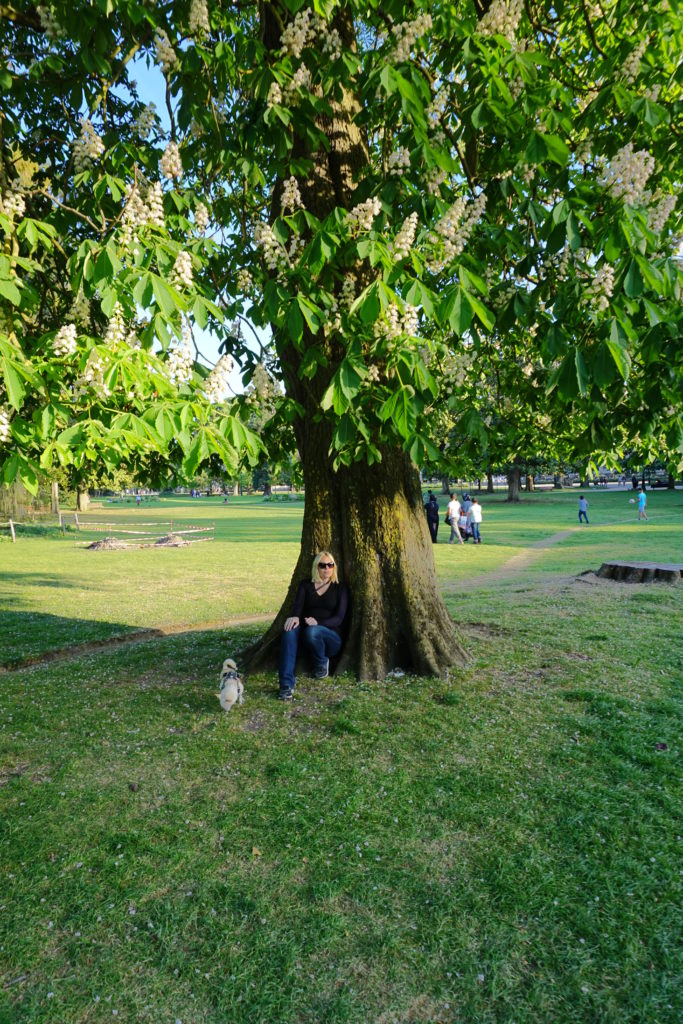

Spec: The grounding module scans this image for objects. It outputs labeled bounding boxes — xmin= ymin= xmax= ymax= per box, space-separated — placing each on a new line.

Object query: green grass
xmin=1 ymin=490 xmax=681 ymax=1022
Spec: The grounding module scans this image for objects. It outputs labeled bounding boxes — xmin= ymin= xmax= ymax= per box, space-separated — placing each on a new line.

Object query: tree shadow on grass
xmin=0 ymin=608 xmax=145 ymax=669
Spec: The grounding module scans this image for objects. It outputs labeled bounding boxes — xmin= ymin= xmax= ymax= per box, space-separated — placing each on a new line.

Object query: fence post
xmin=59 ymin=511 xmax=64 ymax=534
xmin=9 ymin=519 xmax=16 ymax=543
xmin=74 ymin=512 xmax=80 ymax=530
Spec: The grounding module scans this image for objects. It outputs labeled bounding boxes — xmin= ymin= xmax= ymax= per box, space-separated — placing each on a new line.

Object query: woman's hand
xmin=304 ymin=617 xmax=317 ymax=626
xmin=284 ymin=617 xmax=300 ymax=631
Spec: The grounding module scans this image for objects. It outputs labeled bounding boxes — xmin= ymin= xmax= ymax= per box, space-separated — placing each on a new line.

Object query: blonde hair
xmin=311 ymin=551 xmax=338 ymax=583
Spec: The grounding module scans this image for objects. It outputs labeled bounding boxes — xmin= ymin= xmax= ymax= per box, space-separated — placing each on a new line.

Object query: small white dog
xmin=217 ymin=658 xmax=244 ymax=713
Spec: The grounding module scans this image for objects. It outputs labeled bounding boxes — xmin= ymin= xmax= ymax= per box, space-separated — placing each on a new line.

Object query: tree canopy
xmin=1 ymin=0 xmax=682 ymax=498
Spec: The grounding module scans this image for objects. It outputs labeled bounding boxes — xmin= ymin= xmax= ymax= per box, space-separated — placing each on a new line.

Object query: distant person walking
xmin=637 ymin=487 xmax=648 ymax=521
xmin=578 ymin=494 xmax=589 ymax=524
xmin=424 ymin=491 xmax=440 ymax=544
xmin=447 ymin=493 xmax=463 ymax=544
xmin=468 ymin=497 xmax=483 ymax=544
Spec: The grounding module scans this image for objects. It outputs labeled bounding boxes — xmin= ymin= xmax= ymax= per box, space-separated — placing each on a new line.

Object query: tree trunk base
xmin=241 ymin=448 xmax=467 ymax=680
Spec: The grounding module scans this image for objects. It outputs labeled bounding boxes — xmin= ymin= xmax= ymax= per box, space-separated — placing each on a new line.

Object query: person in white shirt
xmin=468 ymin=497 xmax=483 ymax=544
xmin=447 ymin=493 xmax=463 ymax=544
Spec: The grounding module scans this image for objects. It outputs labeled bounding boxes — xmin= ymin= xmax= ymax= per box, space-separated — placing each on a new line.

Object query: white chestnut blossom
xmin=171 ymin=251 xmax=194 ymax=290
xmin=390 ymin=212 xmax=419 ymax=262
xmin=340 ymin=275 xmax=356 ymax=308
xmin=154 ymin=29 xmax=178 ymax=76
xmin=598 ymin=143 xmax=655 ymax=205
xmin=254 ymin=222 xmax=287 ymax=271
xmin=121 ymin=184 xmax=149 ymax=244
xmin=387 ymin=147 xmax=411 ymax=177
xmin=72 ymin=119 xmax=105 ymax=173
xmin=237 ymin=268 xmax=253 ymax=294
xmin=52 ymin=323 xmax=78 ymax=357
xmin=166 ymin=323 xmax=194 ymax=385
xmin=477 ymin=0 xmax=524 ymax=43
xmin=621 ymin=39 xmax=647 ymax=85
xmin=188 ymin=0 xmax=210 ymax=37
xmin=585 ymin=263 xmax=615 ymax=312
xmin=104 ymin=303 xmax=127 ymax=349
xmin=366 ymin=365 xmax=381 ymax=383
xmin=204 ymin=354 xmax=234 ymax=402
xmin=280 ymin=8 xmax=319 ymax=58
xmin=0 ymin=406 xmax=11 ymax=444
xmin=373 ymin=302 xmax=419 ymax=342
xmin=37 ymin=6 xmax=66 ymax=42
xmin=281 ymin=177 xmax=303 ymax=212
xmin=147 ymin=182 xmax=165 ymax=229
xmin=194 ymin=201 xmax=209 ymax=234
xmin=648 ymin=193 xmax=676 ymax=235
xmin=425 ymin=167 xmax=447 ymax=196
xmin=267 ymin=82 xmax=283 ymax=108
xmin=283 ymin=64 xmax=312 ymax=104
xmin=347 ymin=196 xmax=382 ymax=234
xmin=322 ymin=29 xmax=342 ymax=61
xmin=429 ymin=192 xmax=487 ymax=270
xmin=135 ymin=103 xmax=157 ymax=139
xmin=0 ymin=186 xmax=25 ymax=222
xmin=160 ymin=141 xmax=183 ymax=180
xmin=390 ymin=14 xmax=433 ymax=63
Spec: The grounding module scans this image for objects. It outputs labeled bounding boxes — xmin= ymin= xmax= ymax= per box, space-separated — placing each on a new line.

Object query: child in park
xmin=578 ymin=495 xmax=589 ymax=524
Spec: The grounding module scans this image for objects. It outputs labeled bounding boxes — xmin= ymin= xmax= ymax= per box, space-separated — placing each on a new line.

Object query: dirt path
xmin=443 ymin=528 xmax=578 ymax=591
xmin=0 ymin=613 xmax=273 ymax=674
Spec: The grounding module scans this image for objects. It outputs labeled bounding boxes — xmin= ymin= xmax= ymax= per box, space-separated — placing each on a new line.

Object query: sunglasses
xmin=318 ymin=561 xmax=335 ymax=569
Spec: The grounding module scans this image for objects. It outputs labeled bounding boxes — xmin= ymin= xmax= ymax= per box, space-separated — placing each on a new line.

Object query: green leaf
xmin=623 ymin=259 xmax=644 ymax=298
xmin=575 ymin=349 xmax=590 ymax=397
xmin=607 ymin=320 xmax=632 ymax=379
xmin=443 ymin=287 xmax=472 ymax=335
xmin=287 ymin=301 xmax=303 ymax=343
xmin=0 ymin=278 xmax=21 ymax=305
xmin=379 ymin=386 xmax=415 ymax=440
xmin=593 ymin=342 xmax=616 ymax=387
xmin=151 ymin=275 xmax=182 ymax=318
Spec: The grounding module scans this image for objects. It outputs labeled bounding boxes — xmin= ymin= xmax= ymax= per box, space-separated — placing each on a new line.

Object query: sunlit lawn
xmin=1 ymin=488 xmax=681 ymax=1023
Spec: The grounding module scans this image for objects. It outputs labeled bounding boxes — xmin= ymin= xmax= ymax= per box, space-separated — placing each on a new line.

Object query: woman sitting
xmin=278 ymin=551 xmax=349 ymax=701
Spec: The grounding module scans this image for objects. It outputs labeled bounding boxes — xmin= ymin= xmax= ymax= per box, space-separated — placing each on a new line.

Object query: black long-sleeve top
xmin=291 ymin=581 xmax=349 ymax=636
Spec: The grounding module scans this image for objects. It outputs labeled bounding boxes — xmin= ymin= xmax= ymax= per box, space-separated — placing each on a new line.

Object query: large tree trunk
xmin=243 ymin=5 xmax=465 ymax=680
xmin=243 ymin=438 xmax=465 ymax=680
xmin=486 ymin=472 xmax=494 ymax=494
xmin=525 ymin=474 xmax=535 ymax=491
xmin=553 ymin=473 xmax=562 ymax=489
xmin=668 ymin=472 xmax=675 ymax=490
xmin=76 ymin=487 xmax=89 ymax=512
xmin=507 ymin=467 xmax=521 ymax=502
xmin=441 ymin=477 xmax=450 ymax=494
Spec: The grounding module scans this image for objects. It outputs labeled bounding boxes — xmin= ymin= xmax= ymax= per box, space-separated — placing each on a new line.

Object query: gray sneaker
xmin=315 ymin=659 xmax=329 ymax=679
xmin=278 ymin=689 xmax=293 ymax=701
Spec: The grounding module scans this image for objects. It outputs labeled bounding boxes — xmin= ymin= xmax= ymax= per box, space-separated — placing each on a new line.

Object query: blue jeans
xmin=278 ymin=625 xmax=342 ymax=692
xmin=471 ymin=522 xmax=481 ymax=543
xmin=579 ymin=511 xmax=589 ymax=523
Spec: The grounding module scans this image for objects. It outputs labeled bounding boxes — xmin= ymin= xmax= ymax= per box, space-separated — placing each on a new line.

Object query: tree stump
xmin=597 ymin=561 xmax=682 ymax=584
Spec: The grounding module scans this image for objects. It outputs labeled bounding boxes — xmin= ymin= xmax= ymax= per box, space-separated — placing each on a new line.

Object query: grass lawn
xmin=1 ymin=490 xmax=681 ymax=1023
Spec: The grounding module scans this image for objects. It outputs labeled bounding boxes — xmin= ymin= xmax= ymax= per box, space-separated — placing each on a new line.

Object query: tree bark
xmin=262 ymin=482 xmax=272 ymax=497
xmin=51 ymin=480 xmax=59 ymax=514
xmin=243 ymin=438 xmax=466 ymax=680
xmin=668 ymin=472 xmax=675 ymax=490
xmin=441 ymin=477 xmax=451 ymax=494
xmin=76 ymin=487 xmax=89 ymax=512
xmin=507 ymin=467 xmax=521 ymax=502
xmin=553 ymin=474 xmax=562 ymax=489
xmin=525 ymin=474 xmax=535 ymax=491
xmin=486 ymin=472 xmax=494 ymax=494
